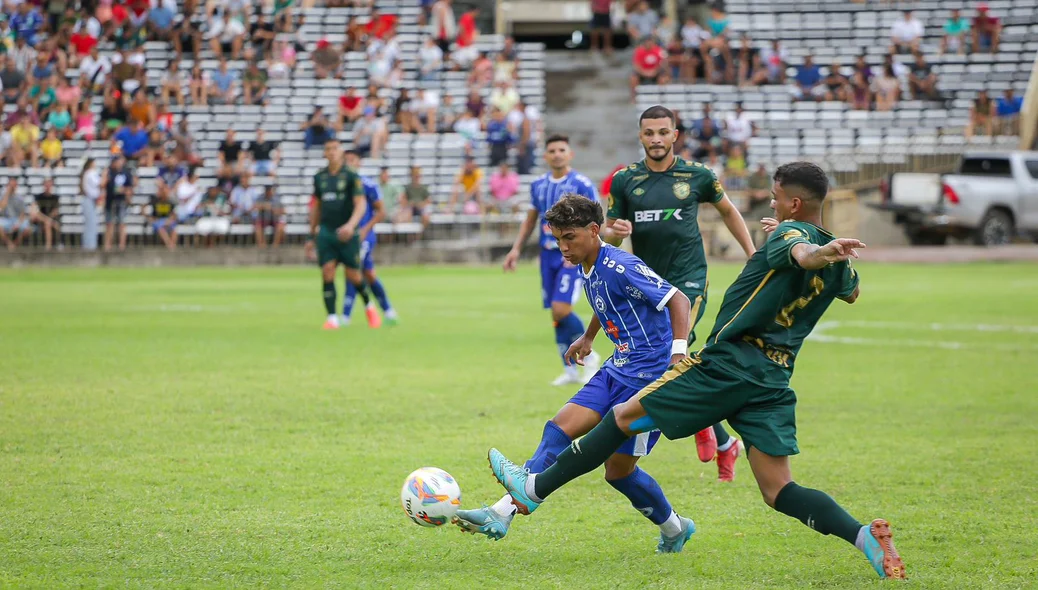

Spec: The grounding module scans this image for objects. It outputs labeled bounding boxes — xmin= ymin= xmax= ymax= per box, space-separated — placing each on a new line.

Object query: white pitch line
xmin=808 ymin=321 xmax=1038 ymax=351
xmin=826 ymin=320 xmax=1038 ymax=334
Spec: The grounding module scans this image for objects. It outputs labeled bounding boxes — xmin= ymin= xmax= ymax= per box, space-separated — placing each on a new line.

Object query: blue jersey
xmin=530 ymin=170 xmax=597 ymax=252
xmin=582 ymin=244 xmax=678 ymax=389
xmin=358 ymin=175 xmax=382 ymax=236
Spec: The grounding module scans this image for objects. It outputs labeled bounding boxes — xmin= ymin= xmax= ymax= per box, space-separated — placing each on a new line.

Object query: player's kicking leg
xmin=546 ymin=265 xmax=599 ymax=386
xmin=746 ymin=447 xmax=906 ymax=579
xmin=458 ymin=373 xmax=684 ymax=549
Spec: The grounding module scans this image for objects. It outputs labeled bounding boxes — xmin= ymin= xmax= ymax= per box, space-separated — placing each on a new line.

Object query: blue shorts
xmin=152 ymin=218 xmax=177 ymax=233
xmin=0 ymin=218 xmax=31 ymax=233
xmin=360 ymin=234 xmax=376 ymax=271
xmin=568 ymin=370 xmax=662 ymax=457
xmin=539 ymin=251 xmax=582 ymax=309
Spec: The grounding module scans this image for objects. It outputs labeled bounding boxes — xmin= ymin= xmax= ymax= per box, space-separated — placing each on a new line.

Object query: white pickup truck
xmin=876 ymin=151 xmax=1038 ymax=246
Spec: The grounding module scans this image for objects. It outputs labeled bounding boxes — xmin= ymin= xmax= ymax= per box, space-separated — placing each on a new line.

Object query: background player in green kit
xmin=601 ymin=105 xmax=757 ymax=481
xmin=304 ymin=140 xmax=374 ymax=330
xmin=488 ymin=162 xmax=907 ymax=580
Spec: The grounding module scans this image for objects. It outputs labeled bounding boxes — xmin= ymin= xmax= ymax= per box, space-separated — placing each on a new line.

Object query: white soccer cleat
xmin=581 ymin=350 xmax=602 ymax=383
xmin=551 ymin=371 xmax=583 ymax=386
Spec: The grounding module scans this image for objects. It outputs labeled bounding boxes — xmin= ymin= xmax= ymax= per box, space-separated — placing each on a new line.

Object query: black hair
xmin=344 ymin=147 xmax=360 ymax=157
xmin=639 ymin=105 xmax=676 ymax=127
xmin=544 ymin=133 xmax=569 ymax=148
xmin=544 ymin=194 xmax=604 ymax=229
xmin=773 ymin=161 xmax=829 ymax=202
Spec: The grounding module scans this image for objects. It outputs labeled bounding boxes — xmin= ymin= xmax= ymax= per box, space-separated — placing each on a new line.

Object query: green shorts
xmin=316 ymin=227 xmax=361 ymax=269
xmin=637 ymin=350 xmax=799 ymax=457
xmin=679 ymin=284 xmax=708 ymax=344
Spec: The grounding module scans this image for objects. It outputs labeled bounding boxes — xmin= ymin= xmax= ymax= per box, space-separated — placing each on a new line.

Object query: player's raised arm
xmin=791 ymin=238 xmax=865 ymax=270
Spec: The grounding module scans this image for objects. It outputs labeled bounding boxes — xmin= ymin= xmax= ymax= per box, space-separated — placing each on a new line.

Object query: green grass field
xmin=2 ymin=262 xmax=1037 ymax=588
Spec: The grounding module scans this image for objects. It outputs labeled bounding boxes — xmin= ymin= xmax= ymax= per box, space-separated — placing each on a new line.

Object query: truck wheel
xmin=908 ymin=232 xmax=947 ymax=246
xmin=974 ymin=210 xmax=1014 ymax=246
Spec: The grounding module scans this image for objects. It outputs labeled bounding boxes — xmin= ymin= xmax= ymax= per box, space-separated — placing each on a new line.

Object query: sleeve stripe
xmin=656 ymin=286 xmax=679 ymax=312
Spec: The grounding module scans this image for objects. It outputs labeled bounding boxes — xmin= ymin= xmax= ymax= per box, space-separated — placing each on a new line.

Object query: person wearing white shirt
xmin=79 ymin=48 xmax=111 ymax=89
xmin=890 ymin=10 xmax=924 ymax=54
xmin=175 ymin=170 xmax=205 ymax=222
xmin=80 ymin=158 xmax=103 ymax=250
xmin=724 ymin=102 xmax=754 ymax=150
xmin=229 ymin=175 xmax=261 ymax=222
xmin=208 ymin=13 xmax=246 ymax=59
xmin=418 ymin=37 xmax=443 ymax=81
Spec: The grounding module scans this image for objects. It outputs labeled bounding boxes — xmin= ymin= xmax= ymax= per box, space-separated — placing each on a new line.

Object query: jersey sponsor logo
xmin=673 ymin=182 xmax=691 ymax=200
xmin=613 ymin=356 xmax=629 ymax=367
xmin=630 ymin=174 xmax=649 ymax=182
xmin=684 ymin=281 xmax=701 ymax=289
xmin=673 ymin=172 xmax=691 ymax=178
xmin=634 ymin=209 xmax=683 ymax=222
xmin=633 ymin=188 xmax=645 ymax=196
xmin=594 ymin=295 xmax=606 ymax=312
xmin=635 ymin=264 xmax=665 ymax=287
xmin=628 ymin=164 xmax=638 ymax=170
xmin=625 ymin=285 xmax=645 ymax=300
xmin=780 ymin=229 xmax=804 ymax=241
xmin=321 ymin=191 xmax=340 ymax=201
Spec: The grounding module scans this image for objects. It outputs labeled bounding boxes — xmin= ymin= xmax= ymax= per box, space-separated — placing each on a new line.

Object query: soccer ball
xmin=400 ymin=467 xmax=462 ymax=528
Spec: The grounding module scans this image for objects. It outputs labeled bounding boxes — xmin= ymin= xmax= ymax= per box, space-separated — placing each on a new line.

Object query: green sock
xmin=773 ymin=482 xmax=863 ymax=546
xmin=713 ymin=423 xmax=731 ymax=447
xmin=533 ymin=409 xmax=630 ymax=500
xmin=323 ymin=281 xmax=336 ymax=315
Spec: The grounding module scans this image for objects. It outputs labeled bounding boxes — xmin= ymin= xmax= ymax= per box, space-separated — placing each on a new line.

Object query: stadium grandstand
xmin=0 ymin=0 xmax=1035 ymax=254
xmin=0 ymin=0 xmax=543 ymax=251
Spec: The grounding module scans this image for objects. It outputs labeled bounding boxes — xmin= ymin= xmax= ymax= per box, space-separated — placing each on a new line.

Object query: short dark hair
xmin=544 ymin=194 xmax=604 ymax=229
xmin=773 ymin=161 xmax=829 ymax=202
xmin=344 ymin=147 xmax=359 ymax=157
xmin=639 ymin=105 xmax=676 ymax=127
xmin=545 ymin=133 xmax=569 ymax=148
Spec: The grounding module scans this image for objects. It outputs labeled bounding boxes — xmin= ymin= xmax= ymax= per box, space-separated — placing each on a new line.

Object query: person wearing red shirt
xmin=337 ymin=87 xmax=363 ymax=129
xmin=456 ymin=8 xmax=479 ymax=47
xmin=972 ymin=5 xmax=1001 ymax=54
xmin=601 ymin=163 xmax=626 ymax=201
xmin=629 ymin=36 xmax=669 ymax=100
xmin=365 ymin=9 xmax=398 ymax=41
xmin=69 ymin=31 xmax=98 ymax=66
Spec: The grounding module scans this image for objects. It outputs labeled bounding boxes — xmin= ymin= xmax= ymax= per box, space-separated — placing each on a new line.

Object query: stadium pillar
xmin=1021 ymin=52 xmax=1038 ymax=150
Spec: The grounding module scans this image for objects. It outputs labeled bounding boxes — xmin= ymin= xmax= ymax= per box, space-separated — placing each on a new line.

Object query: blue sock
xmin=554 ymin=313 xmax=586 ymax=367
xmin=523 ymin=420 xmax=572 ymax=473
xmin=607 ymin=467 xmax=674 ymax=525
xmin=369 ymin=277 xmax=392 ymax=312
xmin=342 ymin=282 xmax=357 ymax=319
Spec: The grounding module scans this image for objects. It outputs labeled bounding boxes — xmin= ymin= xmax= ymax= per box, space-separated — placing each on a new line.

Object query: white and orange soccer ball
xmin=400 ymin=467 xmax=462 ymax=527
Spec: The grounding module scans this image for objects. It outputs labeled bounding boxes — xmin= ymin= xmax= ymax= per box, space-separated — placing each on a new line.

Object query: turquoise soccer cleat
xmin=487 ymin=448 xmax=540 ymax=515
xmin=452 ymin=505 xmax=513 ymax=540
xmin=656 ymin=516 xmax=696 ymax=554
xmin=862 ymin=519 xmax=907 ymax=579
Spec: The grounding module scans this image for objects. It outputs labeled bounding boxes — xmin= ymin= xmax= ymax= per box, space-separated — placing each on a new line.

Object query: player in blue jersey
xmin=342 ymin=149 xmax=398 ymax=328
xmin=455 ymin=194 xmax=696 ymax=553
xmin=502 ymin=134 xmax=602 ymax=385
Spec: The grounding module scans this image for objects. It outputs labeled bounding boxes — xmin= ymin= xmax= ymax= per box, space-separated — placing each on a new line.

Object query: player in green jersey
xmin=600 ymin=105 xmax=757 ymax=481
xmin=487 ymin=162 xmax=907 ymax=579
xmin=304 ymin=139 xmax=373 ymax=330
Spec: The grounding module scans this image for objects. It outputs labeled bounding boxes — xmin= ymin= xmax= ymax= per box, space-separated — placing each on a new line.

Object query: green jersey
xmin=607 ymin=156 xmax=725 ymax=291
xmin=314 ymin=166 xmax=364 ymax=230
xmin=703 ymin=221 xmax=859 ymax=388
